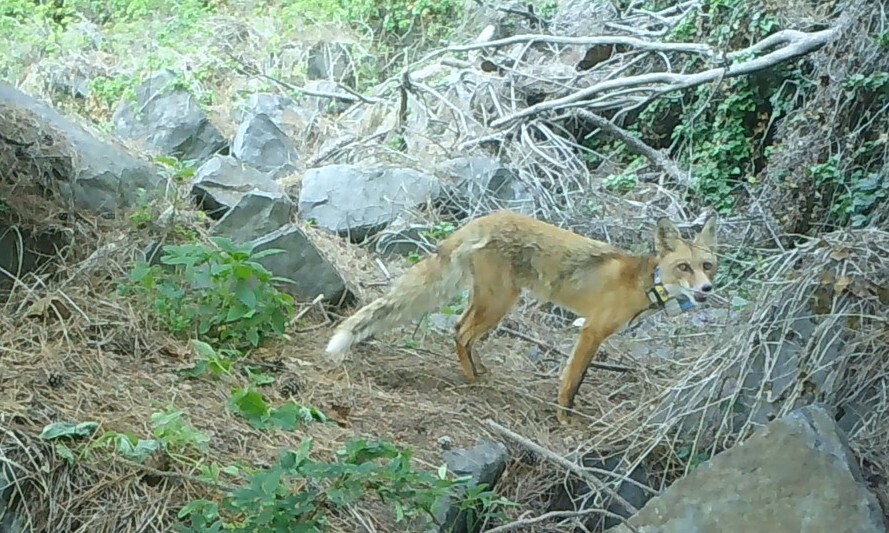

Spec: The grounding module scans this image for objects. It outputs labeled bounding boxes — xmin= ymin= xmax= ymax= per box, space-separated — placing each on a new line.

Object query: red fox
xmin=325 ymin=210 xmax=718 ymax=424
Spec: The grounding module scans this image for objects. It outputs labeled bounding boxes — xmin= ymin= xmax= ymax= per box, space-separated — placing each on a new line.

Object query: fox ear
xmin=655 ymin=218 xmax=682 ymax=255
xmin=694 ymin=215 xmax=717 ymax=250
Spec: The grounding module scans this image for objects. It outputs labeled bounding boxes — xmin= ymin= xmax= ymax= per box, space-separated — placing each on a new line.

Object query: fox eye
xmin=702 ymin=261 xmax=714 ymax=271
xmin=677 ymin=263 xmax=691 ymax=272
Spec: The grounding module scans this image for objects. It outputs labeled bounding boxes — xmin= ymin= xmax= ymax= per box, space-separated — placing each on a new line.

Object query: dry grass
xmin=2 ymin=188 xmax=887 ymax=531
xmin=561 ymin=228 xmax=889 ymax=530
xmin=0 ymin=200 xmax=643 ymax=532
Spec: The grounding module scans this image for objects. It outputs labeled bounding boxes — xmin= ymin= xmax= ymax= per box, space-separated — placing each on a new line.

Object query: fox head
xmin=654 ymin=216 xmax=718 ymax=304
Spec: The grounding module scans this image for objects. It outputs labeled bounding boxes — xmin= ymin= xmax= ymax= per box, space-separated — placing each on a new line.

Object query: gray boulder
xmin=0 ymin=81 xmax=163 ymax=216
xmin=211 ymin=190 xmax=295 ymax=245
xmin=112 ymin=69 xmax=227 ymax=165
xmin=608 ymin=404 xmax=888 ymax=533
xmin=232 ymin=113 xmax=300 ymax=179
xmin=432 ymin=440 xmax=510 ymax=533
xmin=249 ymin=224 xmax=352 ymax=306
xmin=298 ymin=164 xmax=443 ymax=241
xmin=232 ymin=93 xmax=318 ymax=141
xmin=191 ymin=155 xmax=285 ymax=218
xmin=548 ymin=452 xmax=654 ymax=531
xmin=0 ymin=465 xmax=26 ymax=533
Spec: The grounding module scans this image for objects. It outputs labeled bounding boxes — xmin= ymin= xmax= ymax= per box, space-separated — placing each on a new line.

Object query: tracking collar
xmin=646 ymin=266 xmax=694 ymax=317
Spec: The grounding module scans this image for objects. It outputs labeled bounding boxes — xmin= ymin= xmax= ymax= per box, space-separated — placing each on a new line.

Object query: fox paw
xmin=556 ymin=409 xmax=585 ymax=428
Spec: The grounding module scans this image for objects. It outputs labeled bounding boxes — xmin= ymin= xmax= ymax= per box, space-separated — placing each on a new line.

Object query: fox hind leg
xmin=454 ymin=272 xmax=519 ymax=382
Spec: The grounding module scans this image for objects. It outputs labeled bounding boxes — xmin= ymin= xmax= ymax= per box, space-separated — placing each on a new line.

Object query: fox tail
xmin=323 ymin=239 xmax=477 ymax=362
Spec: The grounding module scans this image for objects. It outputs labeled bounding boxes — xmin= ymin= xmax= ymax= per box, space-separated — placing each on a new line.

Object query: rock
xmin=608 ymin=405 xmax=888 ymax=533
xmin=0 ymin=465 xmax=26 ymax=533
xmin=548 ymin=452 xmax=654 ymax=531
xmin=23 ymin=56 xmax=95 ymax=99
xmin=191 ymin=155 xmax=285 ymax=218
xmin=0 ymin=81 xmax=164 ymax=216
xmin=112 ymin=69 xmax=227 ymax=165
xmin=211 ymin=190 xmax=295 ymax=244
xmin=649 ymin=300 xmax=848 ymax=437
xmin=0 ymin=225 xmax=70 ymax=303
xmin=298 ymin=164 xmax=443 ymax=242
xmin=437 ymin=156 xmax=535 ymax=215
xmin=306 ymin=41 xmax=356 ymax=88
xmin=232 ymin=113 xmax=300 ymax=178
xmin=248 ymin=224 xmax=352 ymax=306
xmin=432 ymin=440 xmax=510 ymax=533
xmin=232 ymin=93 xmax=318 ymax=144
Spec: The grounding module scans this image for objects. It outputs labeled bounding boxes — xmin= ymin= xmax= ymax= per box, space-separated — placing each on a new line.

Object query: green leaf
xmin=267 ymin=403 xmax=300 ymax=431
xmin=191 ymin=340 xmax=217 ymax=359
xmin=235 ymin=284 xmax=258 ymax=308
xmin=54 ymin=443 xmax=75 ymax=463
xmin=245 ymin=366 xmax=275 ymax=386
xmin=154 ymin=155 xmax=180 ymax=167
xmin=40 ymin=421 xmax=99 ymax=441
xmin=225 ymin=304 xmax=250 ymax=322
xmin=150 ymin=409 xmax=184 ymax=429
xmin=116 ymin=436 xmax=160 ymax=461
xmin=129 ymin=262 xmax=153 ymax=283
xmin=228 ymin=388 xmax=270 ymax=427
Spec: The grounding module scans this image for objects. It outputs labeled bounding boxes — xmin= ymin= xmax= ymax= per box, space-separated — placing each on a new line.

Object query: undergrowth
xmin=32 ymin=209 xmax=515 ymax=530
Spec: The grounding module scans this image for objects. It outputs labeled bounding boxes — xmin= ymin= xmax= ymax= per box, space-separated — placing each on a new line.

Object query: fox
xmin=324 ymin=209 xmax=718 ymax=425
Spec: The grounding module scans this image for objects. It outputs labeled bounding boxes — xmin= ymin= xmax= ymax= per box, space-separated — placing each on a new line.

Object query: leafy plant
xmin=122 ymin=237 xmax=296 ymax=350
xmin=808 ymin=152 xmax=888 ymax=228
xmin=178 ymin=437 xmax=514 ymax=532
xmin=227 ymin=387 xmax=327 ymax=431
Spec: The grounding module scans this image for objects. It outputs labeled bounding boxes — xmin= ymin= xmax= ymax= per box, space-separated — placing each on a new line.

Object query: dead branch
xmin=498 ymin=326 xmax=635 ymax=373
xmin=489 ymin=26 xmax=841 ymax=128
xmin=575 ymin=109 xmax=689 ymax=186
xmin=224 ymin=51 xmax=380 ymax=104
xmin=484 ymin=507 xmax=619 ymax=533
xmin=444 ymin=33 xmax=713 ymax=56
xmin=484 ymin=419 xmax=642 ymax=527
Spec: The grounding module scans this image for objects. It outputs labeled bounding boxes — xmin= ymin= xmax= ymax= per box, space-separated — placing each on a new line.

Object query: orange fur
xmin=324 ymin=209 xmax=719 ymax=424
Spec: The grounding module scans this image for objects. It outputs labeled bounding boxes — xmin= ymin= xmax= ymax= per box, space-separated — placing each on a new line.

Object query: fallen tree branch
xmin=485 ymin=419 xmax=641 ymax=532
xmin=489 ymin=26 xmax=841 ymax=128
xmin=224 ymin=51 xmax=380 ymax=104
xmin=575 ymin=109 xmax=689 ymax=186
xmin=498 ymin=326 xmax=635 ymax=373
xmin=444 ymin=33 xmax=713 ymax=56
xmin=483 ymin=507 xmax=616 ymax=533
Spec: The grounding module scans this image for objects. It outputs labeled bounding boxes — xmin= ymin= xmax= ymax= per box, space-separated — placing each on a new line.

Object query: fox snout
xmin=692 ymin=282 xmax=713 ymax=302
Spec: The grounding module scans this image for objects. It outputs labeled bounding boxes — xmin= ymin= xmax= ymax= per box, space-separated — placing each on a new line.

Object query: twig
xmin=483 ymin=507 xmax=618 ymax=533
xmin=484 ymin=419 xmax=641 ymax=532
xmin=111 ymin=457 xmax=239 ymax=493
xmin=576 ymin=109 xmax=689 ymax=186
xmin=499 ymin=326 xmax=634 ymax=373
xmin=290 ymin=294 xmax=325 ymax=326
xmin=489 ymin=26 xmax=841 ymax=128
xmin=444 ymin=33 xmax=714 ymax=56
xmin=224 ymin=51 xmax=380 ymax=104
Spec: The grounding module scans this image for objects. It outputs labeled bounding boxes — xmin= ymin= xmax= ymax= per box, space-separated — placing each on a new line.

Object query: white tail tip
xmin=324 ymin=330 xmax=353 ymax=364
